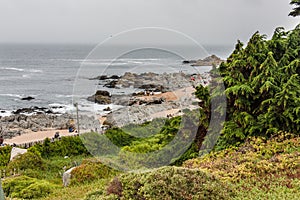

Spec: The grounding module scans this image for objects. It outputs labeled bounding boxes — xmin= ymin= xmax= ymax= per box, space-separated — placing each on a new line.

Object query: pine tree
xmin=289 ymin=0 xmax=300 ymax=17
xmin=206 ymin=24 xmax=300 ymax=149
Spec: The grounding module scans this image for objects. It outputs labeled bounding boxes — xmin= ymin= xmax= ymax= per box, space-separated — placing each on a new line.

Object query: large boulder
xmin=87 ymin=90 xmax=111 ymax=104
xmin=62 ymin=167 xmax=76 ymax=187
xmin=10 ymin=147 xmax=28 ymax=161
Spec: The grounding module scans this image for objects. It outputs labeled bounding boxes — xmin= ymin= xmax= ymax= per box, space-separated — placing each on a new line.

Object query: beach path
xmin=4 ymin=129 xmax=79 ymax=145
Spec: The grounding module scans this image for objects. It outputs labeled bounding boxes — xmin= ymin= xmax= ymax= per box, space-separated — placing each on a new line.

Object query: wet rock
xmin=109 ymin=75 xmax=120 ymax=79
xmin=103 ymin=107 xmax=111 ymax=111
xmin=87 ymin=90 xmax=111 ymax=104
xmin=104 ymin=80 xmax=118 ymax=88
xmin=182 ymin=60 xmax=197 ymax=64
xmin=21 ymin=96 xmax=35 ymax=101
xmin=90 ymin=75 xmax=120 ymax=80
xmin=89 ymin=75 xmax=109 ymax=80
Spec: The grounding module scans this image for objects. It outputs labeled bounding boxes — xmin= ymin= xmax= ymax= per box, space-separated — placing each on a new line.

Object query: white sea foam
xmin=0 ymin=110 xmax=12 ymax=117
xmin=49 ymin=103 xmax=75 ymax=114
xmin=1 ymin=67 xmax=43 ymax=73
xmin=2 ymin=67 xmax=25 ymax=72
xmin=0 ymin=94 xmax=23 ymax=98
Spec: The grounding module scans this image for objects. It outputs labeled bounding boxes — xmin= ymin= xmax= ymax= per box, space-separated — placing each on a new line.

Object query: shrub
xmin=34 ymin=136 xmax=90 ymax=158
xmin=7 ymin=151 xmax=44 ymax=172
xmin=184 ymin=132 xmax=300 ymax=187
xmin=91 ymin=166 xmax=234 ymax=199
xmin=0 ymin=145 xmax=12 ymax=168
xmin=2 ymin=176 xmax=57 ymax=199
xmin=71 ymin=158 xmax=118 ymax=185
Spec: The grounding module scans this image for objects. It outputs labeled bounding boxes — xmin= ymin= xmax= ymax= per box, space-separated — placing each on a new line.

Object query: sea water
xmin=0 ymin=44 xmax=233 ymax=116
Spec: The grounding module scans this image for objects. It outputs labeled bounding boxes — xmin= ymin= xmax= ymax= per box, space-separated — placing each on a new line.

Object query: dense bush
xmin=195 ymin=24 xmax=300 ymax=149
xmin=0 ymin=145 xmax=12 ymax=168
xmin=33 ymin=136 xmax=90 ymax=158
xmin=71 ymin=158 xmax=118 ymax=185
xmin=2 ymin=176 xmax=58 ymax=199
xmin=87 ymin=166 xmax=234 ymax=200
xmin=7 ymin=151 xmax=44 ymax=172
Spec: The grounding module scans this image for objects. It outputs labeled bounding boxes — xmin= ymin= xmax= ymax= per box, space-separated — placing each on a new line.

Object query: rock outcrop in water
xmin=21 ymin=96 xmax=35 ymax=101
xmin=100 ymin=72 xmax=193 ymax=91
xmin=183 ymin=55 xmax=223 ymax=66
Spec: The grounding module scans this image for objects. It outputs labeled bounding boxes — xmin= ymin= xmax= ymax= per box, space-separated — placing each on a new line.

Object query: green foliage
xmin=215 ymin=24 xmax=300 ymax=148
xmin=184 ymin=132 xmax=300 ymax=180
xmin=184 ymin=133 xmax=300 ymax=199
xmin=3 ymin=176 xmax=58 ymax=199
xmin=71 ymin=158 xmax=118 ymax=185
xmin=105 ymin=128 xmax=137 ymax=147
xmin=0 ymin=145 xmax=12 ymax=168
xmin=33 ymin=136 xmax=90 ymax=158
xmin=88 ymin=166 xmax=234 ymax=200
xmin=289 ymin=0 xmax=300 ymax=17
xmin=7 ymin=151 xmax=44 ymax=172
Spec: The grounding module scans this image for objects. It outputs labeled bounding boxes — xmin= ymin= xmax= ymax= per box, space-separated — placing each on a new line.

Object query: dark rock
xmin=89 ymin=75 xmax=108 ymax=80
xmin=132 ymin=91 xmax=145 ymax=96
xmin=104 ymin=80 xmax=118 ymax=88
xmin=90 ymin=75 xmax=120 ymax=80
xmin=103 ymin=107 xmax=111 ymax=111
xmin=87 ymin=90 xmax=111 ymax=104
xmin=45 ymin=110 xmax=54 ymax=114
xmin=182 ymin=60 xmax=197 ymax=64
xmin=109 ymin=75 xmax=120 ymax=79
xmin=95 ymin=90 xmax=110 ymax=96
xmin=13 ymin=108 xmax=34 ymax=115
xmin=138 ymin=84 xmax=166 ymax=92
xmin=21 ymin=96 xmax=35 ymax=101
xmin=128 ymin=97 xmax=164 ymax=106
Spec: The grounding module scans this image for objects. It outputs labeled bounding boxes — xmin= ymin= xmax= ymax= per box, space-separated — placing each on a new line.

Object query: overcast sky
xmin=0 ymin=0 xmax=298 ymax=45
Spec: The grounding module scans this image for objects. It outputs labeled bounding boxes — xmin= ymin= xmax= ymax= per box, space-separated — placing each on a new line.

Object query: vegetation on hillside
xmin=85 ymin=166 xmax=235 ymax=200
xmin=1 ymin=4 xmax=299 ymax=198
xmin=204 ymin=24 xmax=300 ymax=149
xmin=184 ymin=132 xmax=300 ymax=199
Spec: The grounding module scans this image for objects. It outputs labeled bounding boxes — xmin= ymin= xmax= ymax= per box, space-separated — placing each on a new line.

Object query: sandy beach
xmin=4 ymin=129 xmax=79 ymax=145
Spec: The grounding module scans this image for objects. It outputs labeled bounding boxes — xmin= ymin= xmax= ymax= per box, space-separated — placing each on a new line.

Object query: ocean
xmin=0 ymin=44 xmax=233 ymax=116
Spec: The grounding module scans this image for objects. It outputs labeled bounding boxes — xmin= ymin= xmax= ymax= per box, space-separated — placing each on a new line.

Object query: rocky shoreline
xmin=0 ymin=112 xmax=100 ymax=140
xmin=1 ymin=70 xmax=211 ymax=141
xmin=88 ymin=71 xmax=210 ymax=127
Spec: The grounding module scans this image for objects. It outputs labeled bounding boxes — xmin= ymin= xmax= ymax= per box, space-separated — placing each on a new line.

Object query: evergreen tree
xmin=203 ymin=24 xmax=300 ymax=149
xmin=289 ymin=0 xmax=300 ymax=17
